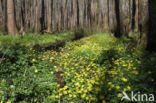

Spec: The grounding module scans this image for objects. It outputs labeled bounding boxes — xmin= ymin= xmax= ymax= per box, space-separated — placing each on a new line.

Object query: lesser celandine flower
xmin=127 ymin=86 xmax=131 ymax=91
xmin=7 ymin=101 xmax=11 ymax=103
xmin=81 ymin=94 xmax=86 ymax=98
xmin=124 ymin=88 xmax=127 ymax=91
xmin=34 ymin=69 xmax=38 ymax=73
xmin=86 ymin=97 xmax=89 ymax=100
xmin=118 ymin=93 xmax=123 ymax=98
xmin=55 ymin=95 xmax=59 ymax=99
xmin=121 ymin=77 xmax=127 ymax=82
xmin=63 ymin=91 xmax=67 ymax=94
xmin=102 ymin=100 xmax=106 ymax=103
xmin=148 ymin=71 xmax=152 ymax=74
xmin=50 ymin=71 xmax=54 ymax=74
xmin=73 ymin=94 xmax=77 ymax=98
xmin=32 ymin=59 xmax=35 ymax=62
xmin=116 ymin=86 xmax=120 ymax=90
xmin=69 ymin=94 xmax=72 ymax=97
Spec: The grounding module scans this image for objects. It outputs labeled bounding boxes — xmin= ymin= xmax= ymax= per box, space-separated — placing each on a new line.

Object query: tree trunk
xmin=76 ymin=0 xmax=79 ymax=27
xmin=7 ymin=0 xmax=17 ymax=36
xmin=114 ymin=0 xmax=121 ymax=37
xmin=47 ymin=0 xmax=52 ymax=33
xmin=19 ymin=0 xmax=25 ymax=35
xmin=1 ymin=0 xmax=7 ymax=34
xmin=147 ymin=0 xmax=156 ymax=51
xmin=40 ymin=0 xmax=45 ymax=33
xmin=105 ymin=0 xmax=110 ymax=31
xmin=132 ymin=0 xmax=136 ymax=32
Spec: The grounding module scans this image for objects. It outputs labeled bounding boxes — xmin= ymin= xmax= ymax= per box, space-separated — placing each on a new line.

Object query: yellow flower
xmin=124 ymin=88 xmax=127 ymax=91
xmin=1 ymin=101 xmax=3 ymax=103
xmin=55 ymin=95 xmax=59 ymax=99
xmin=68 ymin=90 xmax=71 ymax=93
xmin=69 ymin=94 xmax=72 ymax=97
xmin=54 ymin=66 xmax=57 ymax=68
xmin=86 ymin=97 xmax=89 ymax=100
xmin=63 ymin=86 xmax=68 ymax=90
xmin=102 ymin=100 xmax=106 ymax=103
xmin=50 ymin=71 xmax=54 ymax=74
xmin=7 ymin=101 xmax=11 ymax=103
xmin=110 ymin=84 xmax=114 ymax=88
xmin=63 ymin=91 xmax=67 ymax=94
xmin=127 ymin=86 xmax=131 ymax=91
xmin=121 ymin=77 xmax=127 ymax=82
xmin=84 ymin=90 xmax=87 ymax=93
xmin=59 ymin=93 xmax=63 ymax=96
xmin=88 ymin=86 xmax=92 ymax=91
xmin=81 ymin=94 xmax=86 ymax=98
xmin=32 ymin=59 xmax=35 ymax=62
xmin=91 ymin=80 xmax=95 ymax=84
xmin=118 ymin=93 xmax=123 ymax=98
xmin=57 ymin=84 xmax=60 ymax=87
xmin=148 ymin=71 xmax=152 ymax=74
xmin=34 ymin=69 xmax=38 ymax=73
xmin=108 ymin=82 xmax=112 ymax=85
xmin=73 ymin=94 xmax=77 ymax=98
xmin=116 ymin=86 xmax=120 ymax=90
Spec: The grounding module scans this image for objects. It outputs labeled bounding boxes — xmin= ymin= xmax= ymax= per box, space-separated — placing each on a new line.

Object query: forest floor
xmin=0 ymin=32 xmax=156 ymax=103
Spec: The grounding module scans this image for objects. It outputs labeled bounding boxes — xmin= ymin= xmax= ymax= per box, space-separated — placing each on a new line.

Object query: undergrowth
xmin=0 ymin=33 xmax=155 ymax=103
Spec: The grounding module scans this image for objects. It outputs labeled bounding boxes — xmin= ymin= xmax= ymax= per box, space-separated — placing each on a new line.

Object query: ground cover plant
xmin=0 ymin=33 xmax=155 ymax=103
xmin=1 ymin=0 xmax=156 ymax=102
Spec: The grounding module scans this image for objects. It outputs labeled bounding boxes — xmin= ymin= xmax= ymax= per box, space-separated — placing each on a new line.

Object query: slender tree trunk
xmin=105 ymin=0 xmax=110 ymax=31
xmin=137 ymin=0 xmax=143 ymax=45
xmin=132 ymin=0 xmax=136 ymax=32
xmin=47 ymin=0 xmax=52 ymax=33
xmin=19 ymin=0 xmax=25 ymax=35
xmin=7 ymin=0 xmax=17 ymax=36
xmin=1 ymin=0 xmax=7 ymax=34
xmin=40 ymin=0 xmax=45 ymax=33
xmin=76 ymin=0 xmax=79 ymax=27
xmin=147 ymin=0 xmax=156 ymax=51
xmin=114 ymin=0 xmax=121 ymax=37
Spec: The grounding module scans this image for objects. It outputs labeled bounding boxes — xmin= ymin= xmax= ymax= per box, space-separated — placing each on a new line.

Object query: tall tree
xmin=7 ymin=0 xmax=17 ymax=36
xmin=147 ymin=0 xmax=156 ymax=51
xmin=46 ymin=0 xmax=52 ymax=33
xmin=40 ymin=0 xmax=45 ymax=33
xmin=132 ymin=0 xmax=136 ymax=32
xmin=76 ymin=0 xmax=79 ymax=26
xmin=137 ymin=0 xmax=143 ymax=44
xmin=19 ymin=0 xmax=25 ymax=35
xmin=1 ymin=0 xmax=7 ymax=34
xmin=114 ymin=0 xmax=121 ymax=37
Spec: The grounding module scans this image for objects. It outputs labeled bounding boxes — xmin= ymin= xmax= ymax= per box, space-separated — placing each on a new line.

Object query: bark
xmin=114 ymin=0 xmax=121 ymax=37
xmin=19 ymin=0 xmax=25 ymax=35
xmin=47 ymin=0 xmax=52 ymax=33
xmin=137 ymin=0 xmax=143 ymax=44
xmin=40 ymin=0 xmax=45 ymax=33
xmin=1 ymin=0 xmax=7 ymax=34
xmin=76 ymin=0 xmax=79 ymax=26
xmin=147 ymin=0 xmax=156 ymax=51
xmin=132 ymin=0 xmax=136 ymax=32
xmin=7 ymin=0 xmax=17 ymax=36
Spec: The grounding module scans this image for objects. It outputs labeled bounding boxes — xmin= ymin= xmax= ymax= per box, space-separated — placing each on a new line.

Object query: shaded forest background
xmin=0 ymin=0 xmax=155 ymax=51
